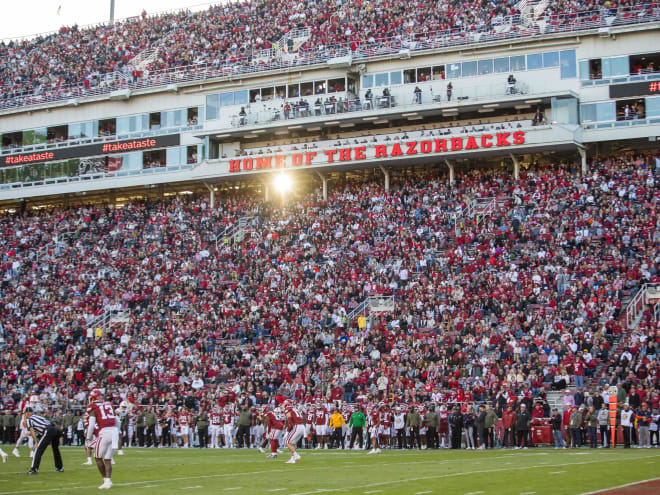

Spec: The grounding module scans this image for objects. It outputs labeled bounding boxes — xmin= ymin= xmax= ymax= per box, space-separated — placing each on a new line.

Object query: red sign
xmin=228 ymin=131 xmax=525 ymax=173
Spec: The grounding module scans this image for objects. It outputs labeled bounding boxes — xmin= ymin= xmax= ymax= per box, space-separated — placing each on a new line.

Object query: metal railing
xmin=0 ymin=4 xmax=657 ymax=113
xmin=625 ymin=283 xmax=660 ymax=329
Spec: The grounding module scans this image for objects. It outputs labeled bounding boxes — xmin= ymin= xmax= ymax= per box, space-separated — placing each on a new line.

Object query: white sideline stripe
xmin=465 ymin=492 xmax=485 ymax=495
xmin=576 ymin=477 xmax=660 ymax=495
xmin=364 ymin=491 xmax=382 ymax=494
xmin=416 ymin=491 xmax=433 ymax=494
xmin=223 ymin=489 xmax=243 ymax=491
xmin=549 ymin=471 xmax=566 ymax=474
xmin=3 ymin=454 xmax=659 ymax=495
xmin=181 ymin=487 xmax=202 ymax=490
xmin=519 ymin=492 xmax=536 ymax=494
xmin=267 ymin=490 xmax=286 ymax=492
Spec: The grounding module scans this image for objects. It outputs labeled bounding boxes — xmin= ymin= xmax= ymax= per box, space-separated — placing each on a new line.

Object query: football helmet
xmin=89 ymin=388 xmax=104 ymax=402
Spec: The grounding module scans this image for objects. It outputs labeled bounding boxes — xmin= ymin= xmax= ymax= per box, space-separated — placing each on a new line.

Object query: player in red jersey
xmin=314 ymin=401 xmax=329 ymax=449
xmin=209 ymin=406 xmax=223 ymax=448
xmin=222 ymin=406 xmax=235 ymax=448
xmin=284 ymin=401 xmax=304 ymax=464
xmin=262 ymin=406 xmax=284 ymax=458
xmin=368 ymin=405 xmax=382 ymax=454
xmin=86 ymin=388 xmax=119 ymax=490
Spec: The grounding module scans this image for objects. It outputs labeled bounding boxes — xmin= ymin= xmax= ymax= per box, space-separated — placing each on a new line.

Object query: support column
xmin=577 ymin=145 xmax=588 ymax=175
xmin=509 ymin=153 xmax=519 ymax=181
xmin=378 ymin=165 xmax=390 ymax=192
xmin=203 ymin=183 xmax=215 ymax=209
xmin=444 ymin=159 xmax=455 ymax=187
xmin=315 ymin=171 xmax=328 ymax=201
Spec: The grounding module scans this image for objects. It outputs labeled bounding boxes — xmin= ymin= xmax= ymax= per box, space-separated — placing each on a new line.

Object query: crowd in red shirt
xmin=0 ymin=154 xmax=658 ymax=414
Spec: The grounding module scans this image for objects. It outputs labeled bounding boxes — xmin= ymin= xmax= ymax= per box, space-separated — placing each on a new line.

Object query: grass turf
xmin=1 ymin=446 xmax=659 ymax=495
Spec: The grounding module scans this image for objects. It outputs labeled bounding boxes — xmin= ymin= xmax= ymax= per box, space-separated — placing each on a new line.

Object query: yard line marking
xmin=465 ymin=492 xmax=485 ymax=495
xmin=3 ymin=454 xmax=660 ymax=495
xmin=267 ymin=490 xmax=286 ymax=492
xmin=549 ymin=471 xmax=566 ymax=474
xmin=140 ymin=486 xmax=160 ymax=489
xmin=223 ymin=488 xmax=243 ymax=491
xmin=519 ymin=492 xmax=536 ymax=495
xmin=181 ymin=487 xmax=202 ymax=491
xmin=416 ymin=491 xmax=433 ymax=494
xmin=364 ymin=491 xmax=383 ymax=494
xmin=577 ymin=477 xmax=660 ymax=495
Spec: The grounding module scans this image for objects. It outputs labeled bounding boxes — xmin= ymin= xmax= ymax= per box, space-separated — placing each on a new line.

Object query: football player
xmin=86 ymin=388 xmax=120 ymax=490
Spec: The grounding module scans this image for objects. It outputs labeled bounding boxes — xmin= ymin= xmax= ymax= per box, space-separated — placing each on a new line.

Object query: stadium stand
xmin=0 ymin=2 xmax=658 ymax=110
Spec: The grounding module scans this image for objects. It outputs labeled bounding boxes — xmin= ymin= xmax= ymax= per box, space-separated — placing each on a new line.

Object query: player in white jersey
xmin=222 ymin=407 xmax=235 ymax=448
xmin=209 ymin=406 xmax=223 ymax=448
xmin=12 ymin=397 xmax=36 ymax=458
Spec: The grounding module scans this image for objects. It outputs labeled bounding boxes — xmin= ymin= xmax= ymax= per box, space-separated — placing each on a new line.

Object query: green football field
xmin=1 ymin=446 xmax=659 ymax=495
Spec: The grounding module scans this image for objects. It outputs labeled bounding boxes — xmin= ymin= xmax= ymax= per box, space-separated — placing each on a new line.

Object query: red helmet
xmin=89 ymin=388 xmax=104 ymax=402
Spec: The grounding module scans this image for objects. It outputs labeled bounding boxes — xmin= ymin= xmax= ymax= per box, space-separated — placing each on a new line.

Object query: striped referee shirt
xmin=26 ymin=415 xmax=52 ymax=436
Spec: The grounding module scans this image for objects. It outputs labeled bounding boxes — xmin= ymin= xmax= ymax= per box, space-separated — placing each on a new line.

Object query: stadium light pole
xmin=110 ymin=0 xmax=116 ymax=23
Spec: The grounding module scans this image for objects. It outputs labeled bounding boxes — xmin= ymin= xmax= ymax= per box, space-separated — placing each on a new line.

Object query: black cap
xmin=24 ymin=407 xmax=34 ymax=413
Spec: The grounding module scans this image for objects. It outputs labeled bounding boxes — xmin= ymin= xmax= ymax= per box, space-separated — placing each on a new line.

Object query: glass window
xmin=328 ymin=78 xmax=346 ymax=92
xmin=375 ymin=73 xmax=389 ymax=87
xmin=579 ymin=60 xmax=590 ymax=81
xmin=22 ymin=130 xmax=35 ymax=146
xmin=551 ymin=96 xmax=578 ymax=124
xmin=275 ymin=85 xmax=286 ymax=99
xmin=300 ymin=82 xmax=313 ymax=96
xmin=603 ymin=56 xmax=629 ymax=77
xmin=461 ymin=61 xmax=477 ymax=77
xmin=287 ymin=84 xmax=300 ymax=98
xmin=34 ymin=128 xmax=48 ymax=144
xmin=249 ymin=89 xmax=260 ymax=103
xmin=581 ymin=103 xmax=596 ymax=122
xmin=166 ymin=147 xmax=185 ymax=166
xmin=261 ymin=87 xmax=274 ymax=100
xmin=543 ymin=51 xmax=559 ymax=68
xmin=478 ymin=59 xmax=493 ymax=75
xmin=432 ymin=66 xmax=445 ymax=80
xmin=314 ymin=81 xmax=326 ymax=95
xmin=494 ymin=57 xmax=509 ymax=73
xmin=119 ymin=151 xmax=143 ymax=171
xmin=560 ymin=50 xmax=577 ymax=79
xmin=206 ymin=94 xmax=220 ymax=120
xmin=447 ymin=63 xmax=461 ymax=78
xmin=361 ymin=75 xmax=373 ymax=89
xmin=527 ymin=53 xmax=543 ymax=70
xmin=390 ymin=71 xmax=402 ymax=85
xmin=234 ymin=90 xmax=249 ymax=105
xmin=417 ymin=67 xmax=431 ymax=82
xmin=510 ymin=55 xmax=526 ymax=71
xmin=645 ymin=96 xmax=660 ymax=117
xmin=403 ymin=69 xmax=415 ymax=84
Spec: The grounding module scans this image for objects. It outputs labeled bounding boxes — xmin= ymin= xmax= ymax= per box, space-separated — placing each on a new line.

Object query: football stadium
xmin=0 ymin=0 xmax=659 ymax=494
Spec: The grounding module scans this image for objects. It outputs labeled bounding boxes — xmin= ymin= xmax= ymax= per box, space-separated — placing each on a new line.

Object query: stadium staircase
xmin=274 ymin=27 xmax=312 ymax=57
xmin=214 ymin=216 xmax=255 ymax=249
xmin=86 ymin=308 xmax=131 ymax=336
xmin=345 ymin=295 xmax=395 ymax=326
xmin=452 ymin=197 xmax=497 ymax=235
xmin=128 ymin=47 xmax=160 ymax=72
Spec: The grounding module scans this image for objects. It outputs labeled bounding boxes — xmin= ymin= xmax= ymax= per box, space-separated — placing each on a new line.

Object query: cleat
xmin=266 ymin=453 xmax=277 ymax=459
xmin=111 ymin=459 xmax=115 ymax=465
xmin=117 ymin=450 xmax=124 ymax=456
xmin=55 ymin=468 xmax=64 ymax=473
xmin=12 ymin=448 xmax=20 ymax=458
xmin=98 ymin=481 xmax=113 ymax=490
xmin=30 ymin=451 xmax=34 ymax=458
xmin=1 ymin=453 xmax=7 ymax=463
xmin=286 ymin=458 xmax=297 ymax=464
xmin=258 ymin=447 xmax=265 ymax=454
xmin=26 ymin=469 xmax=38 ymax=475
xmin=82 ymin=461 xmax=93 ymax=466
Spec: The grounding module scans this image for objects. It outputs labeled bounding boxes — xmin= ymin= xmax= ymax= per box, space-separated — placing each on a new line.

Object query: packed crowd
xmin=0 ymin=1 xmax=657 ymax=108
xmin=0 ymin=152 xmax=658 ymax=428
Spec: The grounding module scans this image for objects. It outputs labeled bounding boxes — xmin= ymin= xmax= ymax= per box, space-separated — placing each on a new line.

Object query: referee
xmin=23 ymin=408 xmax=64 ymax=474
